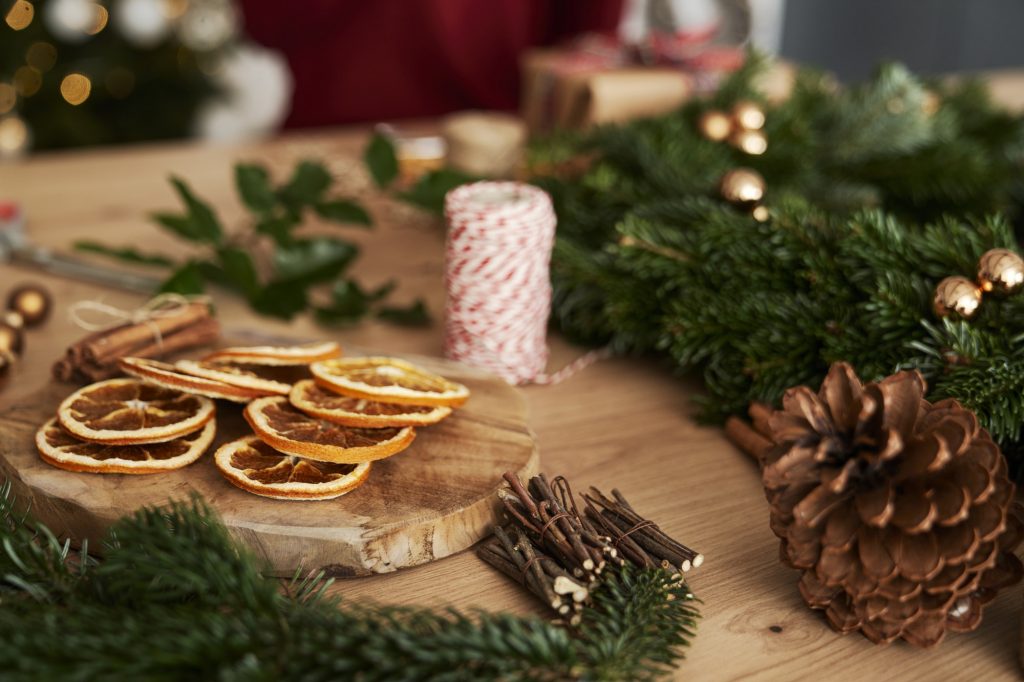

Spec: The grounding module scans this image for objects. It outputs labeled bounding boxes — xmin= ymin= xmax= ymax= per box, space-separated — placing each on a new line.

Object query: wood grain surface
xmin=0 ymin=352 xmax=538 ymax=576
xmin=2 ymin=113 xmax=1023 ymax=679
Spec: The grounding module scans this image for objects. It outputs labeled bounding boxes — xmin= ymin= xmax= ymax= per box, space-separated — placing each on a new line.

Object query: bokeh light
xmin=60 ymin=73 xmax=92 ymax=106
xmin=14 ymin=67 xmax=42 ymax=97
xmin=26 ymin=42 xmax=58 ymax=72
xmin=4 ymin=0 xmax=34 ymax=30
xmin=0 ymin=84 xmax=15 ymax=115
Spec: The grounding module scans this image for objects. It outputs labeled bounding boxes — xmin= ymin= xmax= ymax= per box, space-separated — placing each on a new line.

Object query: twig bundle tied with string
xmin=478 ymin=471 xmax=703 ymax=624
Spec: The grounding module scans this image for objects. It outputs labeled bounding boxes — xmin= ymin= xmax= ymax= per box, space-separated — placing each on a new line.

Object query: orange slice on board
xmin=57 ymin=378 xmax=215 ymax=445
xmin=203 ymin=341 xmax=341 ymax=366
xmin=215 ymin=436 xmax=371 ymax=500
xmin=37 ymin=418 xmax=215 ymax=474
xmin=245 ymin=396 xmax=415 ymax=463
xmin=175 ymin=359 xmax=292 ymax=396
xmin=310 ymin=357 xmax=470 ymax=407
xmin=119 ymin=357 xmax=273 ymax=402
xmin=289 ymin=379 xmax=451 ymax=427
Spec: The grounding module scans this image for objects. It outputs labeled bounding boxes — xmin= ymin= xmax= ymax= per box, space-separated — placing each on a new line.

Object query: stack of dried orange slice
xmin=37 ymin=378 xmax=217 ymax=474
xmin=218 ymin=356 xmax=470 ymax=500
xmin=37 ymin=341 xmax=471 ymax=502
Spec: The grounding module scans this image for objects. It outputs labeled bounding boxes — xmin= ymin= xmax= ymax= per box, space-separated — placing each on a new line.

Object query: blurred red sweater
xmin=239 ymin=0 xmax=623 ymax=128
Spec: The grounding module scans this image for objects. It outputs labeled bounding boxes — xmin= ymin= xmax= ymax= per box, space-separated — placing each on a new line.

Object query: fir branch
xmin=0 ymin=489 xmax=698 ymax=681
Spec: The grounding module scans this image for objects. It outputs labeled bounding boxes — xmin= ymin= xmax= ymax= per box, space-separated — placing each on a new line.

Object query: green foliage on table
xmin=76 ymin=159 xmax=428 ymax=325
xmin=0 ymin=482 xmax=698 ymax=681
xmin=363 ymin=132 xmax=477 ymax=212
xmin=531 ymin=54 xmax=1024 ymax=461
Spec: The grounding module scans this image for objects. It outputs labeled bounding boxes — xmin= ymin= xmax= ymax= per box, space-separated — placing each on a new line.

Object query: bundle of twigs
xmin=478 ymin=471 xmax=702 ymax=624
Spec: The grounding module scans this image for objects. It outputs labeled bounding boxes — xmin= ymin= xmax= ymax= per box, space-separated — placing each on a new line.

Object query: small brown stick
xmin=515 ymin=526 xmax=560 ymax=610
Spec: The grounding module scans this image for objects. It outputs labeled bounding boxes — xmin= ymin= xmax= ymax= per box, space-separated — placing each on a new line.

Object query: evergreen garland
xmin=0 ymin=483 xmax=698 ymax=681
xmin=534 ymin=54 xmax=1024 ymax=460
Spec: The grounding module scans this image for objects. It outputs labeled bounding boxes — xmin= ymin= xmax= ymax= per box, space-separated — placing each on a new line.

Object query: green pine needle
xmin=0 ymin=487 xmax=698 ymax=681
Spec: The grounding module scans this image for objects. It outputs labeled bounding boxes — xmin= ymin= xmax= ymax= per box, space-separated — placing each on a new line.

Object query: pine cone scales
xmin=760 ymin=362 xmax=1023 ymax=647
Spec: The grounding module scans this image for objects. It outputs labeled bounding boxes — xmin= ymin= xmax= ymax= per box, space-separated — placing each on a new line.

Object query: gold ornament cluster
xmin=933 ymin=248 xmax=1024 ymax=319
xmin=698 ymin=100 xmax=767 ymax=155
xmin=698 ymin=101 xmax=771 ymax=222
xmin=0 ymin=282 xmax=51 ymax=381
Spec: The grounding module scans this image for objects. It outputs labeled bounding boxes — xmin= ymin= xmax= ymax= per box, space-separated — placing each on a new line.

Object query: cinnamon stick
xmin=54 ymin=302 xmax=220 ymax=383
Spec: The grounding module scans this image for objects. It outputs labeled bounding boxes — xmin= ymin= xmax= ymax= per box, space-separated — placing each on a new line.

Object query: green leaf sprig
xmin=77 ymin=159 xmax=428 ymax=325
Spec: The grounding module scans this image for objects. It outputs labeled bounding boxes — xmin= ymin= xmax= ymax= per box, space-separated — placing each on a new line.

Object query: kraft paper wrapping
xmin=521 ymin=49 xmax=692 ymax=132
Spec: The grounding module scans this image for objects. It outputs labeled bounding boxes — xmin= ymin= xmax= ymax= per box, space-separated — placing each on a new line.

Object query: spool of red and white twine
xmin=444 ymin=181 xmax=609 ymax=385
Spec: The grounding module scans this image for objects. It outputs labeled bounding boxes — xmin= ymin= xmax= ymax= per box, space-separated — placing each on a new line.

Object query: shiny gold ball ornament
xmin=0 ymin=322 xmax=24 ymax=358
xmin=933 ymin=276 xmax=983 ymax=319
xmin=1 ymin=311 xmax=23 ymax=331
xmin=977 ymin=248 xmax=1024 ymax=296
xmin=0 ymin=351 xmax=12 ymax=384
xmin=719 ymin=168 xmax=766 ymax=206
xmin=751 ymin=205 xmax=770 ymax=222
xmin=731 ymin=100 xmax=766 ymax=131
xmin=6 ymin=283 xmax=51 ymax=327
xmin=729 ymin=128 xmax=767 ymax=155
xmin=697 ymin=109 xmax=732 ymax=142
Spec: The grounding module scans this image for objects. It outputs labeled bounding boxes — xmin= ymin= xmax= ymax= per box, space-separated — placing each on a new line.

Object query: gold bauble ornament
xmin=977 ymin=248 xmax=1024 ymax=295
xmin=731 ymin=100 xmax=765 ymax=130
xmin=6 ymin=283 xmax=51 ymax=327
xmin=0 ymin=351 xmax=11 ymax=384
xmin=697 ymin=110 xmax=732 ymax=142
xmin=933 ymin=276 xmax=982 ymax=319
xmin=0 ymin=322 xmax=23 ymax=357
xmin=729 ymin=128 xmax=767 ymax=155
xmin=751 ymin=205 xmax=770 ymax=222
xmin=1 ymin=310 xmax=23 ymax=331
xmin=719 ymin=168 xmax=766 ymax=205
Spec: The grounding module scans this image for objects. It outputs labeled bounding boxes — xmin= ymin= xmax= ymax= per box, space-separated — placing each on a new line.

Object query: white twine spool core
xmin=444 ymin=181 xmax=556 ymax=384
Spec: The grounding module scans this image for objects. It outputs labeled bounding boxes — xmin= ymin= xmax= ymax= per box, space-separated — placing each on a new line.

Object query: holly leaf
xmin=217 ymin=247 xmax=261 ymax=299
xmin=377 ymin=299 xmax=431 ymax=326
xmin=273 ymin=238 xmax=358 ymax=284
xmin=255 ymin=216 xmax=297 ymax=245
xmin=158 ymin=262 xmax=206 ymax=295
xmin=152 ymin=212 xmax=203 ymax=242
xmin=398 ymin=169 xmax=475 ymax=213
xmin=314 ymin=200 xmax=372 ymax=227
xmin=280 ymin=160 xmax=332 ymax=209
xmin=314 ymin=280 xmax=395 ymax=325
xmin=73 ymin=240 xmax=175 ymax=268
xmin=364 ymin=132 xmax=399 ymax=188
xmin=168 ymin=177 xmax=223 ymax=244
xmin=235 ymin=164 xmax=276 ymax=214
xmin=251 ymin=281 xmax=308 ymax=320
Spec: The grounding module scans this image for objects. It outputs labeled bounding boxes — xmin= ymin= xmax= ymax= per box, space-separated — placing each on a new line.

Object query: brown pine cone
xmin=737 ymin=362 xmax=1024 ymax=647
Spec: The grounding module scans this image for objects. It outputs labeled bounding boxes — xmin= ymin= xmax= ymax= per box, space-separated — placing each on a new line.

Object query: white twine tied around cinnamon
xmin=68 ymin=293 xmax=212 ymax=347
xmin=443 ymin=181 xmax=610 ymax=385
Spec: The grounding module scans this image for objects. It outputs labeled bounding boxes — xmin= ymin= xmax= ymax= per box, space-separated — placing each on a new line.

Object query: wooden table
xmin=1 ymin=129 xmax=1020 ymax=681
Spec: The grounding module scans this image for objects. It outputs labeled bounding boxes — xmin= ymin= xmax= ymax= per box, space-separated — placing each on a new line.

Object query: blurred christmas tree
xmin=0 ymin=0 xmax=290 ymax=157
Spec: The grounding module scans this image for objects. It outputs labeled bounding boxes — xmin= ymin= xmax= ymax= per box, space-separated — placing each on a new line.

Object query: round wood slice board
xmin=0 ymin=351 xmax=538 ymax=577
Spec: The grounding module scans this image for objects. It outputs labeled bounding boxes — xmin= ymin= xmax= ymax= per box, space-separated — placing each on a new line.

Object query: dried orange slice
xmin=119 ymin=357 xmax=272 ymax=402
xmin=245 ymin=396 xmax=415 ymax=463
xmin=175 ymin=359 xmax=292 ymax=396
xmin=290 ymin=379 xmax=452 ymax=427
xmin=310 ymin=357 xmax=470 ymax=407
xmin=37 ymin=418 xmax=215 ymax=474
xmin=57 ymin=378 xmax=215 ymax=445
xmin=215 ymin=436 xmax=371 ymax=500
xmin=203 ymin=341 xmax=341 ymax=366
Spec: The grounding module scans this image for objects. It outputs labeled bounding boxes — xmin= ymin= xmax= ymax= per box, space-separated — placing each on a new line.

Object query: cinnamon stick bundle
xmin=53 ymin=302 xmax=220 ymax=383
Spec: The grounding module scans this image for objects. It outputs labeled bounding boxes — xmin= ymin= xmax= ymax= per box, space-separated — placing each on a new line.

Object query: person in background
xmin=239 ymin=0 xmax=624 ymax=128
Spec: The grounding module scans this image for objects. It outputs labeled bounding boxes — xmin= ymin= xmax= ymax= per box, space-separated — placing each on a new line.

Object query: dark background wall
xmin=779 ymin=0 xmax=1024 ymax=81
